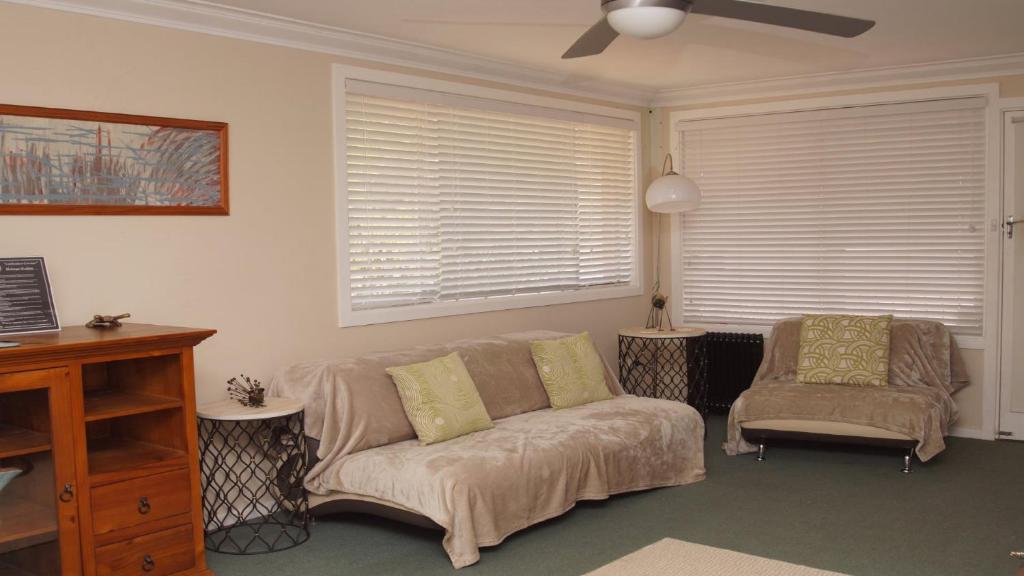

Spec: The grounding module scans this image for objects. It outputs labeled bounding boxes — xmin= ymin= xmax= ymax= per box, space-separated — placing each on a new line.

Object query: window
xmin=335 ymin=69 xmax=641 ymax=326
xmin=674 ymin=97 xmax=987 ymax=335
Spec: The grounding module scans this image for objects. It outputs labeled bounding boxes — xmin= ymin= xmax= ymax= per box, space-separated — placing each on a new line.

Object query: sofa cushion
xmin=797 ymin=314 xmax=892 ymax=386
xmin=530 ymin=332 xmax=614 ymax=409
xmin=726 ymin=382 xmax=956 ymax=460
xmin=740 ymin=419 xmax=913 ymax=441
xmin=387 ymin=352 xmax=494 ymax=445
xmin=456 ymin=334 xmax=554 ymax=419
xmin=269 ymin=331 xmax=624 ymax=458
xmin=752 ymin=318 xmax=969 ymax=393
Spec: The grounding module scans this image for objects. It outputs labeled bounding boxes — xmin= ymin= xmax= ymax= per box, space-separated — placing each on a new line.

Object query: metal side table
xmin=197 ymin=398 xmax=309 ymax=554
xmin=618 ymin=327 xmax=708 ymax=419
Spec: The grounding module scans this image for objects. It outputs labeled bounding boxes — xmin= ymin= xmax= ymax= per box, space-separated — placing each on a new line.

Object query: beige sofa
xmin=724 ymin=318 xmax=969 ymax=472
xmin=270 ymin=331 xmax=706 ymax=568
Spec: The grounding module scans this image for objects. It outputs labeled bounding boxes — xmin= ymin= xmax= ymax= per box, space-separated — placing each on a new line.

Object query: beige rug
xmin=585 ymin=539 xmax=852 ymax=576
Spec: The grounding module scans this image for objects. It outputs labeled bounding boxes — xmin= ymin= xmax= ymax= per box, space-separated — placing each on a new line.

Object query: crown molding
xmin=2 ymin=0 xmax=656 ymax=107
xmin=651 ymin=52 xmax=1024 ymax=107
xmin=8 ymin=0 xmax=1024 ymax=111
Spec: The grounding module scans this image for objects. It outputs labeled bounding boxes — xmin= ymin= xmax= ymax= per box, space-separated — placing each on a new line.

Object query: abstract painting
xmin=0 ymin=104 xmax=228 ymax=214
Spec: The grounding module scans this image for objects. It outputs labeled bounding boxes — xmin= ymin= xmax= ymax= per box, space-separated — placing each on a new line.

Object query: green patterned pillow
xmin=530 ymin=332 xmax=614 ymax=409
xmin=386 ymin=352 xmax=494 ymax=445
xmin=797 ymin=314 xmax=893 ymax=387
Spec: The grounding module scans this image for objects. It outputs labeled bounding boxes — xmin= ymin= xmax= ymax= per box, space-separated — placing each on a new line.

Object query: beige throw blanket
xmin=326 ymin=397 xmax=705 ymax=567
xmin=271 ymin=332 xmax=706 ymax=568
xmin=725 ymin=318 xmax=968 ymax=461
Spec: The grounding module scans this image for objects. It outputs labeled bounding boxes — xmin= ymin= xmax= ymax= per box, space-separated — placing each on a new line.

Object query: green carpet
xmin=208 ymin=416 xmax=1024 ymax=576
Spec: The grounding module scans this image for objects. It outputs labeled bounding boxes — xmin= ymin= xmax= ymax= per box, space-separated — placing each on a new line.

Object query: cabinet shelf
xmin=0 ymin=499 xmax=58 ymax=555
xmin=0 ymin=425 xmax=51 ymax=459
xmin=87 ymin=437 xmax=187 ymax=485
xmin=83 ymin=390 xmax=182 ymax=422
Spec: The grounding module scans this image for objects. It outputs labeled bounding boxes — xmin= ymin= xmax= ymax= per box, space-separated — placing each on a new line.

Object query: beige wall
xmin=656 ymin=76 xmax=1024 ymax=434
xmin=0 ymin=3 xmax=656 ymax=403
xmin=1 ymin=3 xmax=1014 ymax=429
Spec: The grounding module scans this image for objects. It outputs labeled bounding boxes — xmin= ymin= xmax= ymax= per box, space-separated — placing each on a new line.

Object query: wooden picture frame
xmin=0 ymin=104 xmax=228 ymax=215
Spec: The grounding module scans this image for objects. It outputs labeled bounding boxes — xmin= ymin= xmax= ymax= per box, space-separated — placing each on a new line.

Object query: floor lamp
xmin=645 ymin=153 xmax=702 ymax=331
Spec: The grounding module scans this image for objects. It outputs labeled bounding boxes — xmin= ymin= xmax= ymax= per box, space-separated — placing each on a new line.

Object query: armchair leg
xmin=757 ymin=442 xmax=766 ymax=462
xmin=902 ymin=450 xmax=913 ymax=474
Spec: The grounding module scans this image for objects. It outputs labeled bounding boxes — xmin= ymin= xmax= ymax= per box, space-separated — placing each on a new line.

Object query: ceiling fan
xmin=564 ymin=0 xmax=875 ymax=58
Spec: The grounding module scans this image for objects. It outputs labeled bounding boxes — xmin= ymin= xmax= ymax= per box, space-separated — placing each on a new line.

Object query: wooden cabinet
xmin=0 ymin=325 xmax=215 ymax=576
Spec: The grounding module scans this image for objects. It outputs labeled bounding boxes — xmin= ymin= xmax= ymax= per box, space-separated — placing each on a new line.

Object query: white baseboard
xmin=949 ymin=427 xmax=994 ymax=440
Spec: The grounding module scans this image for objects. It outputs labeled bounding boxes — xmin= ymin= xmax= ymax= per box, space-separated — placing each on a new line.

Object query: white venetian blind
xmin=677 ymin=97 xmax=987 ymax=335
xmin=344 ymin=80 xmax=637 ymax=312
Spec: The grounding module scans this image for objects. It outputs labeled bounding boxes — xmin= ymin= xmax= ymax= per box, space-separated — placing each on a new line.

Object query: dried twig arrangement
xmin=226 ymin=374 xmax=266 ymax=408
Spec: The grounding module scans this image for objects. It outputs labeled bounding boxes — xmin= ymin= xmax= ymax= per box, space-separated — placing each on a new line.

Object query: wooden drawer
xmin=0 ymin=367 xmax=64 ymax=392
xmin=92 ymin=468 xmax=191 ymax=535
xmin=94 ymin=524 xmax=195 ymax=576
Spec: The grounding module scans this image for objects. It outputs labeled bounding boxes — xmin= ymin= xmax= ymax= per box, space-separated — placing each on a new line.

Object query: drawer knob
xmin=142 ymin=554 xmax=155 ymax=572
xmin=138 ymin=496 xmax=151 ymax=515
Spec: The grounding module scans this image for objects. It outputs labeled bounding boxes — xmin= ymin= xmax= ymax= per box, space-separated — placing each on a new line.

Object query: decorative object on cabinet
xmin=0 ymin=258 xmax=59 ymax=336
xmin=0 ymin=323 xmax=215 ymax=575
xmin=225 ymin=375 xmax=266 ymax=408
xmin=618 ymin=327 xmax=708 ymax=419
xmin=86 ymin=313 xmax=132 ymax=329
xmin=197 ymin=398 xmax=309 ymax=554
xmin=0 ymin=104 xmax=228 ymax=215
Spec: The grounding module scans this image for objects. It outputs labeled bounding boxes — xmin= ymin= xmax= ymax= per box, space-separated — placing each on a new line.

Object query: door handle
xmin=58 ymin=483 xmax=74 ymax=503
xmin=1006 ymin=216 xmax=1018 ymax=239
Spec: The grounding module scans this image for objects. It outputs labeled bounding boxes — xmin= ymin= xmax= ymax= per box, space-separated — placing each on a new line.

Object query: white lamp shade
xmin=646 ymin=173 xmax=701 ymax=213
xmin=606 ymin=6 xmax=688 ymax=39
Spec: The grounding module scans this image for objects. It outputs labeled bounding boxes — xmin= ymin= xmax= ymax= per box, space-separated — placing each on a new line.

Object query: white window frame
xmin=668 ymin=83 xmax=1002 ymax=352
xmin=333 ymin=64 xmax=644 ymax=327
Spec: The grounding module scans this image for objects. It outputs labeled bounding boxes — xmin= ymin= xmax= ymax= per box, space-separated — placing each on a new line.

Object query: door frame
xmin=997 ymin=99 xmax=1024 ymax=439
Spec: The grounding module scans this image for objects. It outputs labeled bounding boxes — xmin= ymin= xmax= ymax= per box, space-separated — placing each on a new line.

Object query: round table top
xmin=197 ymin=397 xmax=304 ymax=421
xmin=618 ymin=327 xmax=707 ymax=339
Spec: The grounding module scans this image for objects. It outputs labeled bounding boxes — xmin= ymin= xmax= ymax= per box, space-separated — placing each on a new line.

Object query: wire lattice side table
xmin=618 ymin=327 xmax=708 ymax=419
xmin=197 ymin=398 xmax=310 ymax=555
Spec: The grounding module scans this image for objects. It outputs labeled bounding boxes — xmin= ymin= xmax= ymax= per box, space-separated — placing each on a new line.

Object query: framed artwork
xmin=0 ymin=104 xmax=228 ymax=215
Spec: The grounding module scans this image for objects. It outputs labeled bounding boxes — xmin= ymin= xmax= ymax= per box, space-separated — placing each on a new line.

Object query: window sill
xmin=339 ymin=284 xmax=643 ymax=327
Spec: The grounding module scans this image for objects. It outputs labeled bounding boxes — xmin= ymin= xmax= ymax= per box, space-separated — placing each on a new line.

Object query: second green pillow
xmin=530 ymin=332 xmax=613 ymax=410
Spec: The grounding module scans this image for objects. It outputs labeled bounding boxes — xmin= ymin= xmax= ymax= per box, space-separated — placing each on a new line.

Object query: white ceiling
xmin=208 ymin=0 xmax=1024 ymax=91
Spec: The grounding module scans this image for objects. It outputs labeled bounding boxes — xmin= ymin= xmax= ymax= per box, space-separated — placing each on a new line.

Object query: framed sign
xmin=0 ymin=257 xmax=60 ymax=335
xmin=0 ymin=104 xmax=228 ymax=215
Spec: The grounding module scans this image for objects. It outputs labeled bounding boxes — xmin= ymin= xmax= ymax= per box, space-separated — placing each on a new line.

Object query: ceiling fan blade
xmin=562 ymin=17 xmax=619 ymax=59
xmin=401 ymin=18 xmax=580 ymax=28
xmin=691 ymin=0 xmax=875 ymax=38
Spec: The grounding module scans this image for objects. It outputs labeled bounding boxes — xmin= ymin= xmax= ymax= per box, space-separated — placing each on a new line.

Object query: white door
xmin=1000 ymin=110 xmax=1024 ymax=439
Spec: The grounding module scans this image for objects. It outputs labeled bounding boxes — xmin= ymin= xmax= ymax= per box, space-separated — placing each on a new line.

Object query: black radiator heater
xmin=704 ymin=332 xmax=765 ymax=413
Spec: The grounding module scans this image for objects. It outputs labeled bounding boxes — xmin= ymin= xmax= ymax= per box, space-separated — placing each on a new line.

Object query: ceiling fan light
xmin=646 ymin=173 xmax=701 ymax=213
xmin=606 ymin=6 xmax=687 ymax=39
